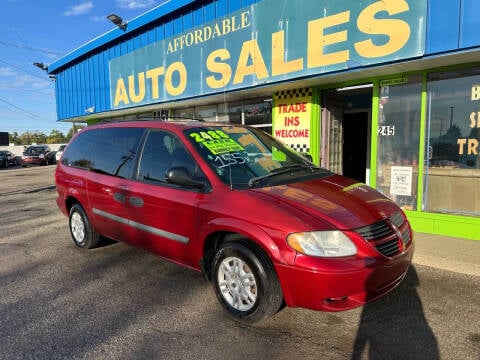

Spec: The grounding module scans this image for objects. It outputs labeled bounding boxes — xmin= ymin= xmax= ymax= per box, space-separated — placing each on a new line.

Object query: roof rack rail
xmin=134 ymin=114 xmax=205 ymax=122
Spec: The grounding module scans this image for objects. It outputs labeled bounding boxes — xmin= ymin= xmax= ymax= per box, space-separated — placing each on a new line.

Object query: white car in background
xmin=55 ymin=144 xmax=67 ymax=163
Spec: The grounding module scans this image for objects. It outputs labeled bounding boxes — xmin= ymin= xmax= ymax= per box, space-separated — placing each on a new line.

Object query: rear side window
xmin=62 ymin=127 xmax=145 ymax=179
xmin=62 ymin=130 xmax=98 ymax=169
xmin=91 ymin=127 xmax=144 ymax=178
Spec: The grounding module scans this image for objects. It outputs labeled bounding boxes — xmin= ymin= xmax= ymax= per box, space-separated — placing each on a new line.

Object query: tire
xmin=69 ymin=204 xmax=100 ymax=249
xmin=211 ymin=240 xmax=283 ymax=324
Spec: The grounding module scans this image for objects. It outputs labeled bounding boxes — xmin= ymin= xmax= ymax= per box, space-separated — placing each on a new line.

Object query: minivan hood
xmin=253 ymin=174 xmax=400 ymax=230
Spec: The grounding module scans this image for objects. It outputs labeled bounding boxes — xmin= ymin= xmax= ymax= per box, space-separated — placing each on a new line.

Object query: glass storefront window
xmin=225 ymin=99 xmax=272 ymax=132
xmin=172 ymin=99 xmax=272 ymax=129
xmin=244 ymin=100 xmax=272 ymax=126
xmin=173 ymin=108 xmax=194 ymax=119
xmin=425 ymin=69 xmax=480 ymax=216
xmin=228 ymin=102 xmax=243 ymax=124
xmin=195 ymin=105 xmax=218 ymax=121
xmin=376 ymin=77 xmax=422 ymax=210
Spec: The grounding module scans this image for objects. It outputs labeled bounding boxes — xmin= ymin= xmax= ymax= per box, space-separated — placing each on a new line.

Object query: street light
xmin=107 ymin=14 xmax=127 ymax=31
xmin=449 ymin=106 xmax=454 ymax=128
xmin=33 ymin=62 xmax=48 ymax=71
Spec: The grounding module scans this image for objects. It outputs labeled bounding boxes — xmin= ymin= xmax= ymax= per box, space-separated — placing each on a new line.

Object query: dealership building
xmin=48 ymin=0 xmax=479 ymax=241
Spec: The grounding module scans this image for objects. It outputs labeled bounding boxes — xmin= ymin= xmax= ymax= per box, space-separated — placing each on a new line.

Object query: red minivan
xmin=55 ymin=120 xmax=414 ymax=323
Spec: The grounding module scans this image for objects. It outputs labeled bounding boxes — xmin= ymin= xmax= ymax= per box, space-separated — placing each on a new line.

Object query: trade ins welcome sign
xmin=109 ymin=0 xmax=426 ymax=109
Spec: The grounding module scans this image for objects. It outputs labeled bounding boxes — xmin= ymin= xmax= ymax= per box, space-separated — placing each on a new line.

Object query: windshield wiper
xmin=248 ymin=163 xmax=317 ymax=188
xmin=271 ymin=163 xmax=317 ymax=173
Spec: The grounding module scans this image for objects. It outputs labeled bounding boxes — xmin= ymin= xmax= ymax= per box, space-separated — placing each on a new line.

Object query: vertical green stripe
xmin=417 ymin=73 xmax=427 ymax=212
xmin=370 ymin=79 xmax=380 ymax=188
xmin=310 ymin=87 xmax=321 ymax=166
xmin=271 ymin=92 xmax=277 ymax=136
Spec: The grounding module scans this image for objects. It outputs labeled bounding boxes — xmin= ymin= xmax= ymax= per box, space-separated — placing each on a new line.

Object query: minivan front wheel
xmin=69 ymin=204 xmax=100 ymax=249
xmin=211 ymin=241 xmax=283 ymax=324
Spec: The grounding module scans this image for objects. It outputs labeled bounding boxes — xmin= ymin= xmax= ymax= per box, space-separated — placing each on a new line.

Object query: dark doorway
xmin=343 ymin=112 xmax=368 ymax=183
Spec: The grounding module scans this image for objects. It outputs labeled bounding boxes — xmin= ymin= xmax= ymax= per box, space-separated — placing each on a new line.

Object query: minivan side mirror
xmin=303 ymin=154 xmax=313 ymax=162
xmin=166 ymin=166 xmax=205 ymax=189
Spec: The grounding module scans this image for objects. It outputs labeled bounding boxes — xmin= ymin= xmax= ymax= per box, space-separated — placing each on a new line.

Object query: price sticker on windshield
xmin=190 ymin=130 xmax=244 ymax=155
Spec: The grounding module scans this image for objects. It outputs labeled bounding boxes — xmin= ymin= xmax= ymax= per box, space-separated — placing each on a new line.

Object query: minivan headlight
xmin=287 ymin=231 xmax=357 ymax=257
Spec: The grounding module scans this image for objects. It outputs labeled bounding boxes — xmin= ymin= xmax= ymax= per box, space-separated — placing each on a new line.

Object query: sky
xmin=0 ymin=0 xmax=167 ymax=136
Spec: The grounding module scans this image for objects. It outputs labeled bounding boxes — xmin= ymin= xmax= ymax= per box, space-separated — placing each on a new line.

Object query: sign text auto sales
xmin=111 ymin=0 xmax=425 ymax=108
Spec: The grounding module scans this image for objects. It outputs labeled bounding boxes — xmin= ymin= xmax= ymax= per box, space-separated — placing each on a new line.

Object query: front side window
xmin=185 ymin=125 xmax=330 ymax=189
xmin=376 ymin=77 xmax=422 ymax=210
xmin=138 ymin=130 xmax=173 ymax=183
xmin=425 ymin=69 xmax=480 ymax=216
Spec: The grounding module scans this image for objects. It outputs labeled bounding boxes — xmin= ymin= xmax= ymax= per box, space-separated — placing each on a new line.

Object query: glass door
xmin=321 ymin=91 xmax=344 ymax=174
xmin=376 ymin=77 xmax=422 ymax=210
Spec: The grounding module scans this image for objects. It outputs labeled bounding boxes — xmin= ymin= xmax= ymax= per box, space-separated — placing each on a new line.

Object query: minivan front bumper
xmin=275 ymin=243 xmax=414 ymax=311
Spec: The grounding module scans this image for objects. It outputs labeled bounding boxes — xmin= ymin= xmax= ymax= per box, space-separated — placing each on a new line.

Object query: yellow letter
xmin=469 ymin=112 xmax=478 ymax=128
xmin=307 ymin=11 xmax=350 ymax=68
xmin=468 ymin=139 xmax=479 ymax=155
xmin=233 ymin=39 xmax=269 ymax=85
xmin=213 ymin=23 xmax=222 ymax=38
xmin=222 ymin=18 xmax=231 ymax=34
xmin=128 ymin=72 xmax=146 ymax=103
xmin=146 ymin=66 xmax=165 ymax=99
xmin=355 ymin=0 xmax=410 ymax=58
xmin=167 ymin=41 xmax=174 ymax=54
xmin=272 ymin=30 xmax=304 ymax=76
xmin=241 ymin=11 xmax=250 ymax=28
xmin=206 ymin=49 xmax=232 ymax=89
xmin=457 ymin=139 xmax=467 ymax=155
xmin=114 ymin=78 xmax=129 ymax=106
xmin=165 ymin=62 xmax=187 ymax=96
xmin=471 ymin=85 xmax=480 ymax=100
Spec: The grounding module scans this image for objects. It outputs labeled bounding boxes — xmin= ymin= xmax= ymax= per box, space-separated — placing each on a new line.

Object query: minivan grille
xmin=355 ymin=212 xmax=412 ymax=257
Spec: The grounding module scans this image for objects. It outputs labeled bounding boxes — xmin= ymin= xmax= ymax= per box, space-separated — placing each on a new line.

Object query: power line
xmin=0 ymin=59 xmax=49 ymax=81
xmin=0 ymin=41 xmax=63 ymax=56
xmin=0 ymin=85 xmax=54 ymax=97
xmin=0 ymin=96 xmax=51 ymax=121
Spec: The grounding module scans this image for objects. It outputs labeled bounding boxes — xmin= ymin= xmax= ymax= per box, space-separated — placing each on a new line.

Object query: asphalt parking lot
xmin=0 ymin=165 xmax=479 ymax=359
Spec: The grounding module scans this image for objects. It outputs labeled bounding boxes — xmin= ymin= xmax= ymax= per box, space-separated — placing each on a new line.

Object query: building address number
xmin=378 ymin=125 xmax=395 ymax=136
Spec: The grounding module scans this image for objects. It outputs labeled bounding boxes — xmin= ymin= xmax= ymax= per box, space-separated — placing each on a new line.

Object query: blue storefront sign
xmin=109 ymin=0 xmax=426 ymax=109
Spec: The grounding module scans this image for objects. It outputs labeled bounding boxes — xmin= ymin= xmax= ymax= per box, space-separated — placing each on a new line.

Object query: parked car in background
xmin=0 ymin=150 xmax=17 ymax=168
xmin=55 ymin=121 xmax=414 ymax=324
xmin=22 ymin=145 xmax=55 ymax=166
xmin=55 ymin=144 xmax=67 ymax=163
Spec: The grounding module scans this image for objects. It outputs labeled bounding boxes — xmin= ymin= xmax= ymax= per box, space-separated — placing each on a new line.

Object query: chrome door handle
xmin=129 ymin=196 xmax=144 ymax=207
xmin=113 ymin=192 xmax=126 ymax=203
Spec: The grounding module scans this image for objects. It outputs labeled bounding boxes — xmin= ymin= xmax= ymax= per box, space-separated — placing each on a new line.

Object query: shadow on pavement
xmin=351 ymin=266 xmax=439 ymax=360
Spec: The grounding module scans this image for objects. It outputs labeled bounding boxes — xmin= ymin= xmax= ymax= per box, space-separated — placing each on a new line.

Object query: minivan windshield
xmin=184 ymin=125 xmax=331 ymax=189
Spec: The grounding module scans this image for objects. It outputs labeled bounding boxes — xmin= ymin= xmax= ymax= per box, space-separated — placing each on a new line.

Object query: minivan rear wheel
xmin=69 ymin=204 xmax=100 ymax=249
xmin=211 ymin=240 xmax=283 ymax=324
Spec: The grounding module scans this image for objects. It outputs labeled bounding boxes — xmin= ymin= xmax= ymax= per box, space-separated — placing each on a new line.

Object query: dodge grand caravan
xmin=55 ymin=120 xmax=414 ymax=323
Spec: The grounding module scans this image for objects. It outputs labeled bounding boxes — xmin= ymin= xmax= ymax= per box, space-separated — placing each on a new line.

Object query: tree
xmin=8 ymin=132 xmax=21 ymax=145
xmin=66 ymin=124 xmax=85 ymax=141
xmin=19 ymin=131 xmax=47 ymax=145
xmin=47 ymin=129 xmax=66 ymax=144
xmin=8 ymin=127 xmax=83 ymax=145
